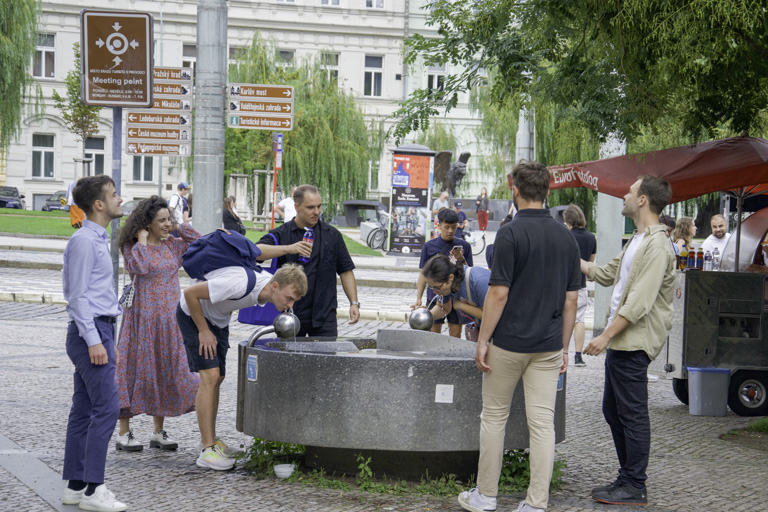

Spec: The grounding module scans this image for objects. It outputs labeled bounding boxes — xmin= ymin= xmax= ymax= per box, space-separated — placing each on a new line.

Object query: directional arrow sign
xmin=126 ymin=126 xmax=191 ymax=142
xmin=154 ymin=67 xmax=193 ymax=82
xmin=228 ymin=114 xmax=293 ymax=131
xmin=230 ymin=84 xmax=294 ymax=99
xmin=150 ymin=97 xmax=192 ymax=111
xmin=127 ymin=111 xmax=190 ymax=126
xmin=229 ymin=99 xmax=293 ymax=114
xmin=126 ymin=142 xmax=191 ymax=156
xmin=152 ymin=82 xmax=192 ymax=96
xmin=81 ymin=10 xmax=153 ymax=107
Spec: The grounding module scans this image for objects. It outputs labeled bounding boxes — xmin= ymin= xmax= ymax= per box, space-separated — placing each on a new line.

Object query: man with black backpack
xmin=176 ymin=263 xmax=307 ymax=470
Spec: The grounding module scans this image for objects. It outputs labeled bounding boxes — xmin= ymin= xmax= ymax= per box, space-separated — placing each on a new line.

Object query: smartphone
xmin=452 ymin=246 xmax=462 ymax=252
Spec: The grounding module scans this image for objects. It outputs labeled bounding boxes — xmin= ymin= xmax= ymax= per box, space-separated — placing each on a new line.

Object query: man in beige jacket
xmin=581 ymin=175 xmax=676 ymax=506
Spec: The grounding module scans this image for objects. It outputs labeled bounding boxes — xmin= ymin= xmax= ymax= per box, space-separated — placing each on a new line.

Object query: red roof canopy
xmin=539 ymin=137 xmax=768 ymax=203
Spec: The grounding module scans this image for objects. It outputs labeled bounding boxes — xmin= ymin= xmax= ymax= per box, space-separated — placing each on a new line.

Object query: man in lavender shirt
xmin=61 ymin=175 xmax=128 ymax=512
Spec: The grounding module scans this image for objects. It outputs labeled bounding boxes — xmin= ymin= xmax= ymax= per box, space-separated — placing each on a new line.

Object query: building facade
xmin=3 ymin=0 xmax=486 ymax=212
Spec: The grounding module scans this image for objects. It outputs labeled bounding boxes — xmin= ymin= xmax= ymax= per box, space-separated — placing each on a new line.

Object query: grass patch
xmin=0 ymin=209 xmax=69 ymax=217
xmin=0 ymin=214 xmax=380 ymax=256
xmin=0 ymin=214 xmax=78 ymax=237
xmin=240 ymin=438 xmax=565 ymax=496
xmin=745 ymin=417 xmax=768 ymax=433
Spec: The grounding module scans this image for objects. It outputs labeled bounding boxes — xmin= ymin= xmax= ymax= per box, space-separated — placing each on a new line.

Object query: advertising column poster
xmin=388 ymin=153 xmax=433 ymax=254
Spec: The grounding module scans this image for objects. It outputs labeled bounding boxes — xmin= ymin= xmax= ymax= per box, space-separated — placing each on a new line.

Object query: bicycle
xmin=463 ymin=229 xmax=486 ymax=256
xmin=366 ymin=211 xmax=390 ymax=250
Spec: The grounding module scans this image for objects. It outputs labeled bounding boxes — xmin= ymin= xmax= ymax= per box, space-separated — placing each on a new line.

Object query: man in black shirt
xmin=256 ymin=185 xmax=359 ymax=336
xmin=564 ymin=204 xmax=597 ymax=367
xmin=458 ymin=161 xmax=580 ymax=512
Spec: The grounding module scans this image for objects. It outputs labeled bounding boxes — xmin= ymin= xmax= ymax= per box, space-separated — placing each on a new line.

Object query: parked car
xmin=0 ymin=186 xmax=26 ymax=210
xmin=121 ymin=200 xmax=140 ymax=216
xmin=42 ymin=190 xmax=67 ymax=211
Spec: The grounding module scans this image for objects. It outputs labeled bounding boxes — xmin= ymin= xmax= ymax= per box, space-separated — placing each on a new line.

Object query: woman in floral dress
xmin=114 ymin=196 xmax=200 ymax=451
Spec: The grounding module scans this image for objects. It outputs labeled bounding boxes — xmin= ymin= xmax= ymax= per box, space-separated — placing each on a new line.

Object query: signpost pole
xmin=111 ymin=107 xmax=123 ymax=292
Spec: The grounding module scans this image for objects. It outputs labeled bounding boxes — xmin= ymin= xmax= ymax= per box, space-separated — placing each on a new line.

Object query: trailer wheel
xmin=672 ymin=378 xmax=689 ymax=405
xmin=728 ymin=371 xmax=768 ymax=417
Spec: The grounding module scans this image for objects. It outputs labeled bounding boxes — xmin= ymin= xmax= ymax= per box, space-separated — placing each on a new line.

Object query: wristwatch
xmin=350 ymin=301 xmax=360 ymax=307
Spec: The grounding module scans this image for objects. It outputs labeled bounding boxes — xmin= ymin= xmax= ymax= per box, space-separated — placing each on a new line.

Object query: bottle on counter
xmin=679 ymin=246 xmax=688 ymax=270
xmin=687 ymin=246 xmax=696 ymax=269
xmin=712 ymin=247 xmax=721 ymax=271
xmin=696 ymin=247 xmax=704 ymax=269
xmin=703 ymin=250 xmax=713 ymax=271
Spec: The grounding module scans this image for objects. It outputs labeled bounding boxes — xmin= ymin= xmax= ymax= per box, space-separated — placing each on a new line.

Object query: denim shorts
xmin=176 ymin=304 xmax=230 ymax=376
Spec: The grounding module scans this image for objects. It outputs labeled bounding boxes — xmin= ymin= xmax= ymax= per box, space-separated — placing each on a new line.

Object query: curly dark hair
xmin=118 ymin=196 xmax=171 ymax=251
xmin=422 ymin=254 xmax=465 ymax=294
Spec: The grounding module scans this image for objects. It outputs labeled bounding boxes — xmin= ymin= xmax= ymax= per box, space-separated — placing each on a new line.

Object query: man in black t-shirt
xmin=256 ymin=185 xmax=359 ymax=336
xmin=458 ymin=161 xmax=580 ymax=512
xmin=564 ymin=204 xmax=597 ymax=367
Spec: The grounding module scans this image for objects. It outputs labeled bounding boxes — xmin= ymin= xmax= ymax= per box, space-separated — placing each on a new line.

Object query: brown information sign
xmin=229 ymin=99 xmax=293 ymax=114
xmin=127 ymin=111 xmax=190 ymax=126
xmin=81 ymin=10 xmax=153 ymax=107
xmin=126 ymin=126 xmax=191 ymax=142
xmin=127 ymin=142 xmax=190 ymax=156
xmin=228 ymin=114 xmax=293 ymax=131
xmin=231 ymin=84 xmax=294 ymax=99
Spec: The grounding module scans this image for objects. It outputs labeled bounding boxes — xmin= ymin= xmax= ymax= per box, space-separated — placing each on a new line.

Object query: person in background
xmin=671 ymin=217 xmax=695 ymax=253
xmin=476 ymin=187 xmax=490 ymax=232
xmin=275 ymin=186 xmax=298 ymax=223
xmin=222 ymin=196 xmax=246 ymax=235
xmin=65 ymin=180 xmax=85 ymax=229
xmin=581 ymin=175 xmax=676 ymax=506
xmin=114 ymin=196 xmax=201 ymax=454
xmin=61 ymin=175 xmax=128 ymax=511
xmin=563 ymin=204 xmax=596 ymax=368
xmin=413 ymin=208 xmax=474 ymax=338
xmin=453 ymin=200 xmax=469 ymax=239
xmin=701 ymin=214 xmax=731 ymax=254
xmin=659 ymin=214 xmax=680 ymax=256
xmin=432 ymin=190 xmax=450 ymax=215
xmin=168 ymin=182 xmax=190 ymax=237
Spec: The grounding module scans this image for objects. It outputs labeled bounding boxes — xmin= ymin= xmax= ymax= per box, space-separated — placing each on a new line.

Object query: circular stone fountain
xmin=237 ymin=329 xmax=566 ymax=480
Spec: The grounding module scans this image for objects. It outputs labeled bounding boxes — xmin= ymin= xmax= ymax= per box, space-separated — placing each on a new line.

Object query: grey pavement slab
xmin=0 ymin=302 xmax=765 ymax=511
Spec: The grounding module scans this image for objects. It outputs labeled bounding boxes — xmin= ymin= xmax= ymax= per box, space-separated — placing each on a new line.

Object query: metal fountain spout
xmin=247 ymin=311 xmax=301 ymax=346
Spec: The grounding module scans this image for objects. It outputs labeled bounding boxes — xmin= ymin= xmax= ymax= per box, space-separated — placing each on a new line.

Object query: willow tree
xmin=227 ymin=36 xmax=384 ymax=217
xmin=0 ymin=0 xmax=41 ymax=151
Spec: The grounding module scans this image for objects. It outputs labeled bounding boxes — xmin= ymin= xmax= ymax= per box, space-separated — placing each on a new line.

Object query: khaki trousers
xmin=477 ymin=344 xmax=562 ymax=510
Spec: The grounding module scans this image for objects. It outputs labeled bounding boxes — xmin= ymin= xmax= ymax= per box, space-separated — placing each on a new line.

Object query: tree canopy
xmin=392 ymin=0 xmax=768 ymax=144
xmin=53 ymin=44 xmax=102 ymax=146
xmin=0 ymin=0 xmax=40 ymax=151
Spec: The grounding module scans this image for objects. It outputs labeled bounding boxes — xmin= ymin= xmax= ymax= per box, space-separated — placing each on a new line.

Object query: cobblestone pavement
xmin=0 ymin=300 xmax=765 ymax=512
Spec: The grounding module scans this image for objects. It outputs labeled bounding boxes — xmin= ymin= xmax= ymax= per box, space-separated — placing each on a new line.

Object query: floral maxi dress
xmin=117 ymin=223 xmax=200 ymax=419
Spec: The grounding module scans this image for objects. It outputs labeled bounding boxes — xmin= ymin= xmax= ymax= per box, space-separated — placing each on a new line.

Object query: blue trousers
xmin=63 ymin=319 xmax=119 ymax=484
xmin=603 ymin=348 xmax=652 ymax=489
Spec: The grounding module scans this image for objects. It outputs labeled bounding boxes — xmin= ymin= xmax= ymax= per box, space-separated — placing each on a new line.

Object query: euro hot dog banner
xmin=388 ymin=153 xmax=433 ymax=255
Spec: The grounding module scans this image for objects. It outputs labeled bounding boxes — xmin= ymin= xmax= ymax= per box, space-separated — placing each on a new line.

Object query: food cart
xmin=547 ymin=136 xmax=768 ymax=416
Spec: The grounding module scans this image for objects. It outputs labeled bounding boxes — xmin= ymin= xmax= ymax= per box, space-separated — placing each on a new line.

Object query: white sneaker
xmin=115 ymin=430 xmax=143 ymax=452
xmin=458 ymin=487 xmax=497 ymax=512
xmin=516 ymin=500 xmax=545 ymax=512
xmin=62 ymin=486 xmax=85 ymax=505
xmin=149 ymin=430 xmax=178 ymax=451
xmin=78 ymin=484 xmax=128 ymax=512
xmin=197 ymin=436 xmax=242 ymax=458
xmin=196 ymin=445 xmax=235 ymax=471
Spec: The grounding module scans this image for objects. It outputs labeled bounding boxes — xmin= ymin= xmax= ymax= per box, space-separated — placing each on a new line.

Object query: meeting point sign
xmin=81 ymin=10 xmax=153 ymax=107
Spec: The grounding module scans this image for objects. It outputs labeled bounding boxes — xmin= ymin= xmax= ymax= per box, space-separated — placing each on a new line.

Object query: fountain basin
xmin=237 ymin=329 xmax=566 ymax=479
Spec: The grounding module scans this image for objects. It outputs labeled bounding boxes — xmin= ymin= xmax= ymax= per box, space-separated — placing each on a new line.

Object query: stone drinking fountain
xmin=236 ymin=315 xmax=566 ymax=480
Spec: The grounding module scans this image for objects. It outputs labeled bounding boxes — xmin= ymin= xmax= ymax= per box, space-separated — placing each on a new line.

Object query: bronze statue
xmin=434 ymin=151 xmax=471 ymax=197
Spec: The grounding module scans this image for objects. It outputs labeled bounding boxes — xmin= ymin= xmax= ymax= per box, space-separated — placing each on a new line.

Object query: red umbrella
xmin=524 ymin=136 xmax=768 ymax=271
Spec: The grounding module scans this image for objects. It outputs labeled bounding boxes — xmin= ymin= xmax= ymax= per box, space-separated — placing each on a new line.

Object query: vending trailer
xmin=649 ymin=209 xmax=768 ymax=416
